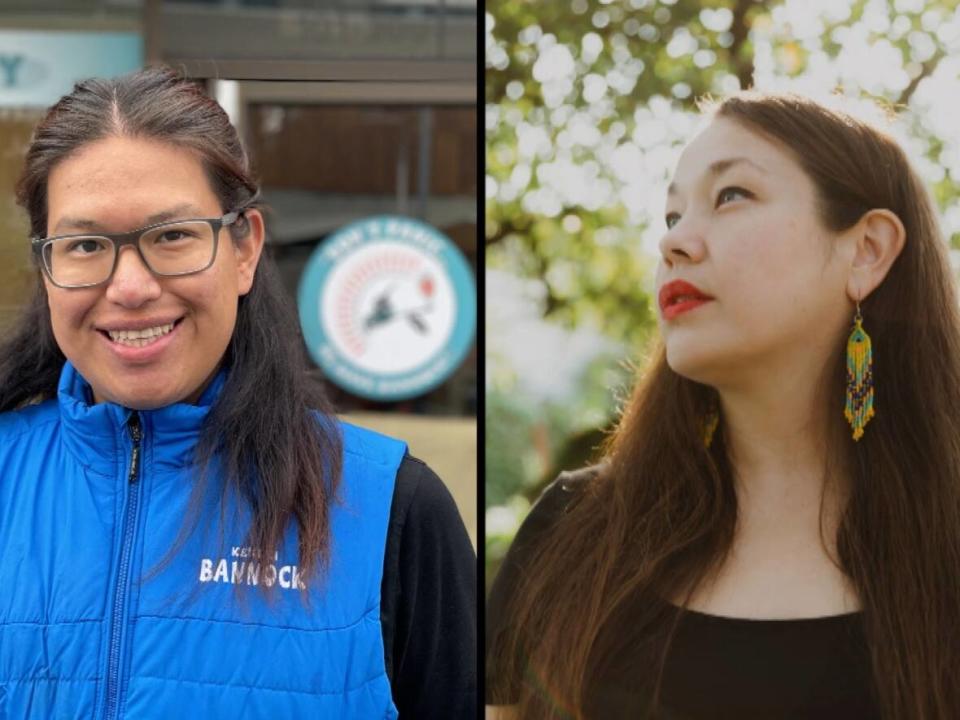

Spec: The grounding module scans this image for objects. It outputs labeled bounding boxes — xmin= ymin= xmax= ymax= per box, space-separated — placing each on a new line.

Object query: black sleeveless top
xmin=485 ymin=469 xmax=881 ymax=719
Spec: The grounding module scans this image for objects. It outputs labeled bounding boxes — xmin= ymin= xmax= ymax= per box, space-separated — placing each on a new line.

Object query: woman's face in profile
xmin=43 ymin=135 xmax=263 ymax=409
xmin=655 ymin=117 xmax=853 ymax=387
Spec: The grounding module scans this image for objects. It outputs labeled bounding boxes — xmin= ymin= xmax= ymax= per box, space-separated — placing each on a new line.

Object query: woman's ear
xmin=234 ymin=208 xmax=265 ymax=296
xmin=846 ymin=209 xmax=906 ymax=301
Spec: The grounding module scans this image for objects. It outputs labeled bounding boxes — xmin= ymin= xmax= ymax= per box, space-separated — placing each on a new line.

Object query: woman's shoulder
xmin=485 ymin=466 xmax=603 ymax=704
xmin=334 ymin=418 xmax=408 ymax=466
xmin=520 ymin=464 xmax=603 ymax=536
xmin=0 ymin=402 xmax=59 ymax=483
xmin=546 ymin=464 xmax=603 ymax=499
xmin=0 ymin=400 xmax=58 ymax=442
xmin=491 ymin=465 xmax=604 ymax=589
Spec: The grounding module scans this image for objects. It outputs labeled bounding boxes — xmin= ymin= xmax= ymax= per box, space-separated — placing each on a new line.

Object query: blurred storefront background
xmin=0 ymin=0 xmax=477 ymax=545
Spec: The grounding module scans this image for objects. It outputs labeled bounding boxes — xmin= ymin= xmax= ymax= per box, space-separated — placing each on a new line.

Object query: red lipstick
xmin=659 ymin=280 xmax=714 ymax=321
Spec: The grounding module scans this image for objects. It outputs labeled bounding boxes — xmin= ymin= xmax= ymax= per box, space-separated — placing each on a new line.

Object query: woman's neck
xmin=705 ymin=309 xmax=849 ymax=491
xmin=687 ymin=377 xmax=859 ymax=618
xmin=717 ymin=371 xmax=850 ymax=540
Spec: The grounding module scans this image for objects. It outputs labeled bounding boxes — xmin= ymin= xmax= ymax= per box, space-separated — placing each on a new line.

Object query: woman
xmin=486 ymin=92 xmax=960 ymax=719
xmin=0 ymin=67 xmax=476 ymax=718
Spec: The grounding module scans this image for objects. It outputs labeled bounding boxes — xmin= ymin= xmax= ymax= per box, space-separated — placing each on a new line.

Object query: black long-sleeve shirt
xmin=486 ymin=469 xmax=880 ymax=719
xmin=382 ymin=454 xmax=477 ymax=718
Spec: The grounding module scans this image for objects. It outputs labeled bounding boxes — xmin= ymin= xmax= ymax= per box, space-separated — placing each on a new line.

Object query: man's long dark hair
xmin=0 ymin=66 xmax=343 ymax=591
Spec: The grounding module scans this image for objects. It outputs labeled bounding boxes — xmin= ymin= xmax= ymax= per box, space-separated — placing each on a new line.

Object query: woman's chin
xmin=664 ymin=348 xmax=726 ymax=386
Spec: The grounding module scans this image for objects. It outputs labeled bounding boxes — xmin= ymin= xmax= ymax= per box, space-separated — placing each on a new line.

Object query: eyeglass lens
xmin=43 ymin=221 xmax=217 ymax=287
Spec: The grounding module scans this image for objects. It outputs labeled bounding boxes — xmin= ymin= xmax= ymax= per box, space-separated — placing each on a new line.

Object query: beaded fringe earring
xmin=844 ymin=298 xmax=875 ymax=441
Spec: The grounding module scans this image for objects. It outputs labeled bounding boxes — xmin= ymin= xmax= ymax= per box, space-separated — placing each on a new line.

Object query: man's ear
xmin=234 ymin=208 xmax=265 ymax=296
xmin=846 ymin=209 xmax=906 ymax=301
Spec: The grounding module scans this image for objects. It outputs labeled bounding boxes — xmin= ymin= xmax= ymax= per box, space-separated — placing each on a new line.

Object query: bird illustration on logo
xmin=362 ymin=274 xmax=435 ymax=335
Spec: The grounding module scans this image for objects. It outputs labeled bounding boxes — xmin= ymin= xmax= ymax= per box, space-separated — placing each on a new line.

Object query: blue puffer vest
xmin=0 ymin=361 xmax=406 ymax=719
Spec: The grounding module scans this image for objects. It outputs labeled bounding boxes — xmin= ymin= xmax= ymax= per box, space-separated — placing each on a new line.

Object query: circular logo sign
xmin=298 ymin=216 xmax=476 ymax=401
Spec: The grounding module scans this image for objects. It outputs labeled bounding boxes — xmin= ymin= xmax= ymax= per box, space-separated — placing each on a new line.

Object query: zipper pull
xmin=128 ymin=414 xmax=141 ymax=484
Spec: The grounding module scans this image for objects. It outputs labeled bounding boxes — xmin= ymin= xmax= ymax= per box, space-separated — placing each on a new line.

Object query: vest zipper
xmin=104 ymin=413 xmax=142 ymax=720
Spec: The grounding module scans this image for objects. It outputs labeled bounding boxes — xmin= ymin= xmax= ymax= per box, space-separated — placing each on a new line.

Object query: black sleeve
xmin=485 ymin=467 xmax=596 ymax=705
xmin=380 ymin=453 xmax=477 ymax=719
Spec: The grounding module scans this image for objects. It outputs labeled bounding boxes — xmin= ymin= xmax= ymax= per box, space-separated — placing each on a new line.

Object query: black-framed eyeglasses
xmin=31 ymin=209 xmax=246 ymax=289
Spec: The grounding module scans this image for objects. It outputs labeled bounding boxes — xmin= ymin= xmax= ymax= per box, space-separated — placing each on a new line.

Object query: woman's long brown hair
xmin=490 ymin=93 xmax=960 ymax=718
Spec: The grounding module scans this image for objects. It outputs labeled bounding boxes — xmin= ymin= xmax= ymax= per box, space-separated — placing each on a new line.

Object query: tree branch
xmin=896 ymin=48 xmax=944 ymax=107
xmin=729 ymin=0 xmax=756 ymax=90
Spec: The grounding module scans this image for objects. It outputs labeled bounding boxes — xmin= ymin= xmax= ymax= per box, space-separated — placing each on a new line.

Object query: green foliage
xmin=485 ymin=389 xmax=537 ymax=508
xmin=484 ymin=347 xmax=632 ymax=580
xmin=488 ymin=210 xmax=658 ymax=349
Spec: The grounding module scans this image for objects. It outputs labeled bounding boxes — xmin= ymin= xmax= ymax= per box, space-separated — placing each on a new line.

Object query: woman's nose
xmin=103 ymin=246 xmax=162 ymax=307
xmin=659 ymin=218 xmax=707 ymax=266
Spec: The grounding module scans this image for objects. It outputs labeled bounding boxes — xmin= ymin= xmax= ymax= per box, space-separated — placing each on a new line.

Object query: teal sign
xmin=298 ymin=216 xmax=476 ymax=401
xmin=0 ymin=30 xmax=142 ymax=108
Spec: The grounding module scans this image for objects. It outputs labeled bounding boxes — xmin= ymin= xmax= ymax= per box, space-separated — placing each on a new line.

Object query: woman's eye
xmin=716 ymin=186 xmax=752 ymax=207
xmin=158 ymin=230 xmax=188 ymax=243
xmin=66 ymin=238 xmax=108 ymax=255
xmin=665 ymin=212 xmax=681 ymax=229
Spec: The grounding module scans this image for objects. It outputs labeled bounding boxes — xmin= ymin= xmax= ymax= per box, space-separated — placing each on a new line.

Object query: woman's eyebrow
xmin=52 ymin=203 xmax=205 ymax=234
xmin=668 ymin=157 xmax=768 ymax=196
xmin=707 ymin=156 xmax=768 ymax=177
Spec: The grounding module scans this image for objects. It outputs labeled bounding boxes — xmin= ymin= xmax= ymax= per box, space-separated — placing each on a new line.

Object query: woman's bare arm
xmin=485 ymin=706 xmax=518 ymax=720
